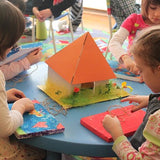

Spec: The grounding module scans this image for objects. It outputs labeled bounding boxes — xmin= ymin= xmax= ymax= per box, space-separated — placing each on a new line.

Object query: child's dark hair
xmin=141 ymin=0 xmax=160 ymax=21
xmin=8 ymin=0 xmax=26 ymax=13
xmin=130 ymin=25 xmax=160 ymax=69
xmin=0 ymin=0 xmax=25 ymax=60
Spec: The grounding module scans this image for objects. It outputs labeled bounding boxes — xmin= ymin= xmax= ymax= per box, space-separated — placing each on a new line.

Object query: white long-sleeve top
xmin=109 ymin=27 xmax=129 ymax=61
xmin=0 ymin=70 xmax=45 ymax=159
xmin=0 ymin=70 xmax=23 ymax=137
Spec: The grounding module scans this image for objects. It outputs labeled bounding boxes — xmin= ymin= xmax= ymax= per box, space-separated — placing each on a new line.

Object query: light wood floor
xmin=82 ymin=8 xmax=116 ymax=32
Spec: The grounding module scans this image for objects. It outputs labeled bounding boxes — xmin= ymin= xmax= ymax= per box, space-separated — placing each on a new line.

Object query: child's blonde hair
xmin=141 ymin=0 xmax=160 ymax=21
xmin=130 ymin=25 xmax=160 ymax=69
xmin=0 ymin=0 xmax=25 ymax=60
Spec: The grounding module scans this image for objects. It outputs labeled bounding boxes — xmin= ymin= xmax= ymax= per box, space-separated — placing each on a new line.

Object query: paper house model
xmin=39 ymin=32 xmax=129 ymax=109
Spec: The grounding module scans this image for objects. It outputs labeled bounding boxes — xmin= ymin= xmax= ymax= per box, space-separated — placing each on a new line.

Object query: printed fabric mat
xmin=19 ymin=27 xmax=128 ymax=61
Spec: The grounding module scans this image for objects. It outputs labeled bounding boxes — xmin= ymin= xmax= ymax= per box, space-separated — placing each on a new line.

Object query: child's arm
xmin=0 ymin=71 xmax=33 ymax=137
xmin=0 ymin=49 xmax=42 ymax=80
xmin=121 ymin=95 xmax=149 ymax=112
xmin=102 ymin=115 xmax=123 ymax=141
xmin=109 ymin=27 xmax=139 ymax=74
xmin=103 ymin=111 xmax=160 ymax=159
xmin=109 ymin=27 xmax=129 ymax=61
xmin=0 ymin=58 xmax=30 ymax=80
xmin=102 ymin=115 xmax=142 ymax=159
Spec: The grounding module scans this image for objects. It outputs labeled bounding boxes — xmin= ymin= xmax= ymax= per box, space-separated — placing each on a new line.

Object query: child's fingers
xmin=120 ymin=95 xmax=137 ymax=102
xmin=29 ymin=48 xmax=42 ymax=55
xmin=131 ymin=103 xmax=144 ymax=112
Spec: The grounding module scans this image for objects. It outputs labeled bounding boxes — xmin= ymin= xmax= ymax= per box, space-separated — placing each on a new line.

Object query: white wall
xmin=83 ymin=0 xmax=107 ymax=10
xmin=83 ymin=0 xmax=141 ymax=10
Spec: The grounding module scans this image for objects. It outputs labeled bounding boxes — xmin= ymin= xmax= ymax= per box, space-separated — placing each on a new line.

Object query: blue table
xmin=6 ymin=62 xmax=151 ymax=160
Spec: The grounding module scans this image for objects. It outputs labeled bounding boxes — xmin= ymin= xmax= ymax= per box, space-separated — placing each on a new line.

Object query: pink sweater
xmin=0 ymin=57 xmax=30 ymax=80
xmin=109 ymin=14 xmax=149 ymax=61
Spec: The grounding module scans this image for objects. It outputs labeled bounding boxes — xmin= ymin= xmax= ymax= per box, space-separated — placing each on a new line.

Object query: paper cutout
xmin=8 ymin=101 xmax=65 ymax=139
xmin=108 ymin=60 xmax=141 ymax=82
xmin=0 ymin=47 xmax=40 ymax=66
xmin=46 ymin=32 xmax=116 ymax=84
xmin=80 ymin=105 xmax=145 ymax=142
xmin=39 ymin=32 xmax=129 ymax=109
xmin=95 ymin=38 xmax=107 ymax=53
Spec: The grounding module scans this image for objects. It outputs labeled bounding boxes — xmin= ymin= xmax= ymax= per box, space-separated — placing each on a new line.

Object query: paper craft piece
xmin=95 ymin=38 xmax=107 ymax=53
xmin=0 ymin=47 xmax=40 ymax=66
xmin=80 ymin=105 xmax=145 ymax=142
xmin=8 ymin=101 xmax=65 ymax=139
xmin=39 ymin=32 xmax=129 ymax=109
xmin=108 ymin=60 xmax=141 ymax=82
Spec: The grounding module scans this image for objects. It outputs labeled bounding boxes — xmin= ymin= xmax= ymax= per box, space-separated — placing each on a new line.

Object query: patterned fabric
xmin=121 ymin=13 xmax=149 ymax=47
xmin=143 ymin=109 xmax=160 ymax=147
xmin=70 ymin=0 xmax=83 ymax=32
xmin=110 ymin=0 xmax=136 ymax=28
xmin=113 ymin=134 xmax=160 ymax=159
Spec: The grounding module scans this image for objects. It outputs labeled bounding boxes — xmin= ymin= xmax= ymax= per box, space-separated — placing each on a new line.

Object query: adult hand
xmin=39 ymin=9 xmax=52 ymax=21
xmin=32 ymin=7 xmax=44 ymax=22
xmin=121 ymin=95 xmax=149 ymax=112
xmin=6 ymin=88 xmax=25 ymax=102
xmin=102 ymin=114 xmax=123 ymax=141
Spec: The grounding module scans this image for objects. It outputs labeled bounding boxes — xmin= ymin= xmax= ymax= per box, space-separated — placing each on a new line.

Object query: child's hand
xmin=121 ymin=95 xmax=149 ymax=112
xmin=102 ymin=115 xmax=123 ymax=141
xmin=26 ymin=48 xmax=42 ymax=65
xmin=122 ymin=55 xmax=139 ymax=75
xmin=6 ymin=88 xmax=25 ymax=102
xmin=12 ymin=98 xmax=34 ymax=115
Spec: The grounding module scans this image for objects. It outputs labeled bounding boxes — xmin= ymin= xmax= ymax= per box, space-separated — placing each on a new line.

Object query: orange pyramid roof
xmin=46 ymin=32 xmax=116 ymax=85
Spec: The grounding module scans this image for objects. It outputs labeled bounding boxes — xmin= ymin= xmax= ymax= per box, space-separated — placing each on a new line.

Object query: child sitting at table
xmin=0 ymin=1 xmax=46 ymax=159
xmin=109 ymin=0 xmax=160 ymax=75
xmin=1 ymin=0 xmax=42 ymax=81
xmin=103 ymin=25 xmax=160 ymax=159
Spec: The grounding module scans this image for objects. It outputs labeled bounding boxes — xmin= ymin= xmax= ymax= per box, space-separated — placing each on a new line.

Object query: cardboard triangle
xmin=46 ymin=32 xmax=116 ymax=84
xmin=46 ymin=32 xmax=87 ymax=83
xmin=72 ymin=33 xmax=116 ymax=84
